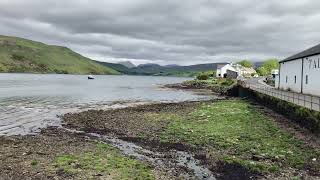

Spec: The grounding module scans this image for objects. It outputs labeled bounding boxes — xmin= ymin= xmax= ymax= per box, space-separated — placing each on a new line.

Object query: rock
xmin=252 ymin=155 xmax=264 ymax=161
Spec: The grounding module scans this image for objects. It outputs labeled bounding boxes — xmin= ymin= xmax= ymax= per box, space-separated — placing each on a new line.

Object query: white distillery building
xmin=278 ymin=43 xmax=320 ymax=96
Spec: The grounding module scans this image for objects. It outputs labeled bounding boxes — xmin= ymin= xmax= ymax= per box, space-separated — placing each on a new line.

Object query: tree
xmin=257 ymin=58 xmax=279 ymax=76
xmin=237 ymin=60 xmax=253 ymax=68
xmin=256 ymin=66 xmax=268 ymax=76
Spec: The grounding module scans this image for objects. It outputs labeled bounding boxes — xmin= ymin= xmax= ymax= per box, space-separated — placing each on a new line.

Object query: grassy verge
xmin=145 ymin=100 xmax=320 ymax=174
xmin=49 ymin=143 xmax=154 ymax=179
xmin=247 ymin=89 xmax=320 ymax=134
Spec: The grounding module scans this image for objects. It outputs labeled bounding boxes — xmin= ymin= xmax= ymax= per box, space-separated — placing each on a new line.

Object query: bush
xmin=11 ymin=53 xmax=25 ymax=61
xmin=221 ymin=78 xmax=235 ymax=86
xmin=196 ymin=74 xmax=209 ymax=80
xmin=257 ymin=59 xmax=279 ymax=76
xmin=53 ymin=69 xmax=69 ymax=74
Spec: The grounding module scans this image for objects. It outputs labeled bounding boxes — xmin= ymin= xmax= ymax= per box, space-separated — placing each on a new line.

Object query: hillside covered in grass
xmin=0 ymin=35 xmax=119 ymax=75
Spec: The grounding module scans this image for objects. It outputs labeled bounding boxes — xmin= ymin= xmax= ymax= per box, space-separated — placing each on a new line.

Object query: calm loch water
xmin=0 ymin=74 xmax=215 ymax=135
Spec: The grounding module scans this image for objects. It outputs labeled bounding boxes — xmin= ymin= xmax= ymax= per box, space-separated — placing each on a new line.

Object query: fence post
xmin=293 ymin=93 xmax=294 ymax=103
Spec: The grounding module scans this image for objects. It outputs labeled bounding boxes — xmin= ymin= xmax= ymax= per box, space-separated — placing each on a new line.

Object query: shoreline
xmin=1 ymin=99 xmax=319 ymax=179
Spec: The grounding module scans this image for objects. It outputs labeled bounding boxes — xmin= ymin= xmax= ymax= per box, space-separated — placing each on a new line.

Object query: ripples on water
xmin=0 ymin=74 xmax=215 ymax=136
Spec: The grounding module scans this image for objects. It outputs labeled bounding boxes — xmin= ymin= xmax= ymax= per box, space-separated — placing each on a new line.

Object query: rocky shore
xmin=164 ymin=79 xmax=238 ymax=95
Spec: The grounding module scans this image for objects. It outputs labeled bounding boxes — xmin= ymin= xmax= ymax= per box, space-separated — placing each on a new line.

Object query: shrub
xmin=257 ymin=59 xmax=279 ymax=76
xmin=196 ymin=74 xmax=209 ymax=80
xmin=53 ymin=69 xmax=69 ymax=74
xmin=11 ymin=53 xmax=25 ymax=61
xmin=221 ymin=78 xmax=235 ymax=86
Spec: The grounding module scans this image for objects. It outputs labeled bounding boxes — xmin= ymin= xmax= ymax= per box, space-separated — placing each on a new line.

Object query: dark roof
xmin=281 ymin=43 xmax=320 ymax=63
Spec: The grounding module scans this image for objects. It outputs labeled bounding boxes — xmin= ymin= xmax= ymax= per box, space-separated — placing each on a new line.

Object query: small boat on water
xmin=88 ymin=75 xmax=95 ymax=80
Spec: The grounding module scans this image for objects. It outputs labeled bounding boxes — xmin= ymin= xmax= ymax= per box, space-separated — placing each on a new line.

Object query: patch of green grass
xmin=149 ymin=100 xmax=320 ymax=174
xmin=291 ymin=176 xmax=301 ymax=180
xmin=31 ymin=160 xmax=38 ymax=166
xmin=52 ymin=143 xmax=154 ymax=179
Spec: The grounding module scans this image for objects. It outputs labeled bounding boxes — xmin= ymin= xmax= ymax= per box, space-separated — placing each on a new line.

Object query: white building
xmin=216 ymin=63 xmax=256 ymax=78
xmin=271 ymin=69 xmax=279 ymax=77
xmin=278 ymin=43 xmax=320 ymax=96
xmin=241 ymin=67 xmax=257 ymax=78
xmin=216 ymin=64 xmax=236 ymax=78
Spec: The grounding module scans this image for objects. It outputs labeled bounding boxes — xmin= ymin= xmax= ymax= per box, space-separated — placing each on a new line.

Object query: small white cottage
xmin=216 ymin=64 xmax=236 ymax=78
xmin=216 ymin=63 xmax=256 ymax=79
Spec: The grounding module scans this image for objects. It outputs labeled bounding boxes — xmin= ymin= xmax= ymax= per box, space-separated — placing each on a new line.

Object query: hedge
xmin=246 ymin=88 xmax=320 ymax=135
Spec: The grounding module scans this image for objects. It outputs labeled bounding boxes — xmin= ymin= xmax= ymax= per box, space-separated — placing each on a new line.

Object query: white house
xmin=216 ymin=63 xmax=256 ymax=78
xmin=216 ymin=64 xmax=236 ymax=78
xmin=278 ymin=43 xmax=320 ymax=96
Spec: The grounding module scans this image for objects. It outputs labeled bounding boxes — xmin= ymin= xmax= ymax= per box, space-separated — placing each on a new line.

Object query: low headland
xmin=164 ymin=78 xmax=237 ymax=95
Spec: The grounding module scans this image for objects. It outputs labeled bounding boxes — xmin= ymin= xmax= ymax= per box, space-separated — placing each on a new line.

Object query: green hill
xmin=94 ymin=61 xmax=132 ymax=74
xmin=0 ymin=35 xmax=119 ymax=75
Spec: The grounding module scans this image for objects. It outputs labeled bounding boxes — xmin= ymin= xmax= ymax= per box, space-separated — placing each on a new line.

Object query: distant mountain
xmin=137 ymin=63 xmax=161 ymax=68
xmin=131 ymin=63 xmax=167 ymax=75
xmin=118 ymin=61 xmax=136 ymax=68
xmin=254 ymin=61 xmax=264 ymax=68
xmin=95 ymin=58 xmax=229 ymax=77
xmin=0 ymin=35 xmax=119 ymax=75
xmin=170 ymin=63 xmax=227 ymax=72
xmin=164 ymin=64 xmax=179 ymax=67
xmin=98 ymin=62 xmax=227 ymax=76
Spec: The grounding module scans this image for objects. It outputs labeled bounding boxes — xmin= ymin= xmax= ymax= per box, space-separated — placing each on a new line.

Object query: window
xmin=286 ymin=76 xmax=288 ymax=83
xmin=306 ymin=75 xmax=308 ymax=84
xmin=294 ymin=76 xmax=297 ymax=84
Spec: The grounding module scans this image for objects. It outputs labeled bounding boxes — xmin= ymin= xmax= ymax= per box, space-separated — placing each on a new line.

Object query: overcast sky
xmin=0 ymin=0 xmax=319 ymax=65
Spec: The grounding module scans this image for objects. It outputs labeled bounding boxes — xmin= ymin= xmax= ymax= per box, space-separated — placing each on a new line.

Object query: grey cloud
xmin=0 ymin=0 xmax=320 ymax=65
